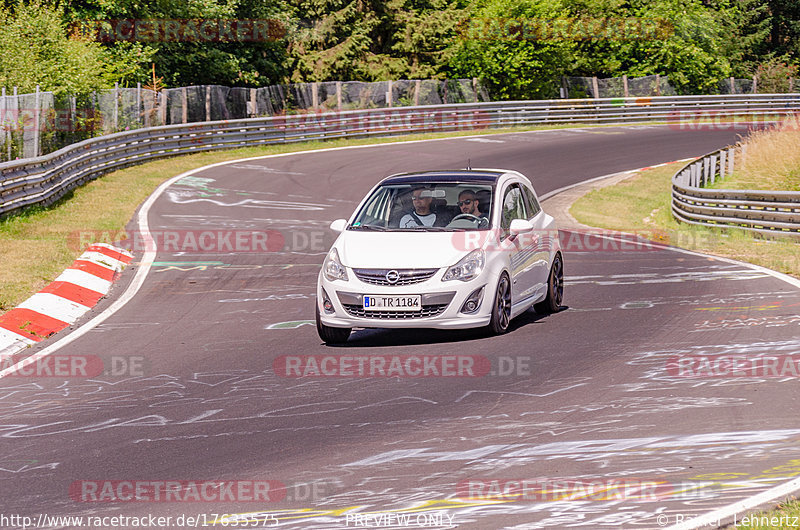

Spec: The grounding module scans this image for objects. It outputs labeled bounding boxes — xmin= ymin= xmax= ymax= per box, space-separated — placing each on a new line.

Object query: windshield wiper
xmin=401 ymin=226 xmax=448 ymax=231
xmin=349 ymin=224 xmax=389 ymax=231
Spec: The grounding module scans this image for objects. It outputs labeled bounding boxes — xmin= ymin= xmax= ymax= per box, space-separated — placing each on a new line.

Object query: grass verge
xmin=731 ymin=497 xmax=800 ymax=529
xmin=570 ymin=163 xmax=800 ymax=279
xmin=710 ymin=116 xmax=800 ymax=191
xmin=0 ymin=122 xmax=619 ymax=314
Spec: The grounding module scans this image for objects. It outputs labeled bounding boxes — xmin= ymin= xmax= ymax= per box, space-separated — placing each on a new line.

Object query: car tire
xmin=487 ymin=272 xmax=512 ymax=335
xmin=316 ymin=305 xmax=351 ymax=344
xmin=535 ymin=252 xmax=564 ymax=314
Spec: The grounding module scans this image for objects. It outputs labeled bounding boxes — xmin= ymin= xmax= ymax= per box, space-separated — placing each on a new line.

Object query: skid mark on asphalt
xmin=621 ymin=339 xmax=800 ymax=390
xmin=566 ymin=269 xmax=769 ymax=285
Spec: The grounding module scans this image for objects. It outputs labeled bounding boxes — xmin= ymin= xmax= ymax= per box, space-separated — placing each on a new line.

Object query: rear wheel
xmin=535 ymin=253 xmax=564 ymax=314
xmin=316 ymin=305 xmax=351 ymax=344
xmin=487 ymin=273 xmax=512 ymax=335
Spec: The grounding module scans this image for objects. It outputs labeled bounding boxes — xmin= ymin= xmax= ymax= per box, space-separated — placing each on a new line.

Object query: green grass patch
xmin=1 ymin=122 xmax=630 ymax=314
xmin=734 ymin=498 xmax=800 ymax=529
xmin=708 ymin=118 xmax=800 ymax=192
xmin=570 ymin=163 xmax=800 ymax=279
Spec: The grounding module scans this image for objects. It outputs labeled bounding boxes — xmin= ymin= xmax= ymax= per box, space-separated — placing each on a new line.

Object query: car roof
xmin=381 ymin=170 xmax=505 ymax=186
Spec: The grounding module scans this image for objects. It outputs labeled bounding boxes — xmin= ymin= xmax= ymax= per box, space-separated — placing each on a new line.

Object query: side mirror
xmin=509 ymin=218 xmax=534 ymax=237
xmin=329 ymin=219 xmax=347 ymax=233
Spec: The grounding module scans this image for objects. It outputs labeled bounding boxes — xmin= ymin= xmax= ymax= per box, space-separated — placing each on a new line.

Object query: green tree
xmin=736 ymin=0 xmax=800 ymax=62
xmin=0 ymin=1 xmax=113 ymax=96
xmin=63 ymin=0 xmax=292 ymax=87
xmin=447 ymin=0 xmax=575 ymax=99
xmin=564 ymin=0 xmax=735 ymax=94
xmin=287 ymin=0 xmax=466 ymax=82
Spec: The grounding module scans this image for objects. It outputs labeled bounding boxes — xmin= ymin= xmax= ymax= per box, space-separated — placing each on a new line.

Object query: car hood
xmin=337 ymin=231 xmax=475 ymax=269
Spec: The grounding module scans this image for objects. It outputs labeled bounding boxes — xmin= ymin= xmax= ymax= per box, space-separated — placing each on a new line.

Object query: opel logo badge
xmin=386 ymin=270 xmax=400 ymax=284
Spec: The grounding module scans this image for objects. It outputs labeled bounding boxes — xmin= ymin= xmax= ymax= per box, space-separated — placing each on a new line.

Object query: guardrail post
xmin=33 ymin=85 xmax=40 ymax=158
xmin=752 ymin=75 xmax=758 ymax=94
xmin=592 ymin=77 xmax=599 ymax=99
xmin=205 ymin=86 xmax=211 ymax=122
xmin=623 ymin=75 xmax=629 ymax=97
xmin=182 ymin=87 xmax=188 ymax=124
xmin=336 ymin=81 xmax=342 ymax=111
xmin=702 ymin=157 xmax=710 ymax=186
xmin=312 ymin=82 xmax=319 ymax=111
xmin=655 ymin=74 xmax=661 ymax=96
xmin=728 ymin=147 xmax=735 ymax=175
xmin=250 ymin=88 xmax=257 ymax=117
xmin=159 ymin=90 xmax=167 ymax=125
xmin=414 ymin=80 xmax=420 ymax=106
xmin=1 ymin=87 xmax=5 ymax=160
xmin=729 ymin=77 xmax=735 ymax=94
xmin=719 ymin=150 xmax=726 ymax=179
xmin=114 ymin=82 xmax=119 ymax=131
xmin=137 ymin=82 xmax=142 ymax=127
xmin=387 ymin=80 xmax=393 ymax=108
xmin=709 ymin=155 xmax=717 ymax=185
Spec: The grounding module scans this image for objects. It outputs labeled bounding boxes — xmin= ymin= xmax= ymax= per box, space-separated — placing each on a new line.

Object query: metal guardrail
xmin=671 ymin=144 xmax=800 ymax=239
xmin=3 ymin=93 xmax=800 ymax=218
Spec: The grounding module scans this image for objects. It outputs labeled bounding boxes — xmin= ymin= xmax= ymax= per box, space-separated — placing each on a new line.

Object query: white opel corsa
xmin=316 ymin=169 xmax=564 ymax=343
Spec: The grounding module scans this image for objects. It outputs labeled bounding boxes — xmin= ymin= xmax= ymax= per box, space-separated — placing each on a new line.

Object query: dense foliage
xmin=0 ymin=0 xmax=798 ymax=98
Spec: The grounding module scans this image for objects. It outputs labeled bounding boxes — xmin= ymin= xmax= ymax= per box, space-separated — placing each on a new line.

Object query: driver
xmin=457 ymin=190 xmax=486 ymax=218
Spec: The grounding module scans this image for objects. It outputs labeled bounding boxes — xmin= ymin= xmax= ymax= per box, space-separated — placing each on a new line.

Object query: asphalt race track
xmin=3 ymin=125 xmax=800 ymax=529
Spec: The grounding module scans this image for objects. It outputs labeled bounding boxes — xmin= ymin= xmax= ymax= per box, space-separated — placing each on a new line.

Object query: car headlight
xmin=323 ymin=248 xmax=348 ymax=282
xmin=443 ymin=249 xmax=485 ymax=282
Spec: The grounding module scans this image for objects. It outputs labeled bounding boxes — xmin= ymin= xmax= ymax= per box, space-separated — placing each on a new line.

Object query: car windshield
xmin=349 ymin=182 xmax=494 ymax=232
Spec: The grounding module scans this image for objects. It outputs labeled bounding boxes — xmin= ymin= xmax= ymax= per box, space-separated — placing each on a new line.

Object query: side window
xmin=500 ymin=185 xmax=527 ymax=235
xmin=362 ymin=188 xmax=391 ymax=225
xmin=521 ymin=185 xmax=541 ymax=219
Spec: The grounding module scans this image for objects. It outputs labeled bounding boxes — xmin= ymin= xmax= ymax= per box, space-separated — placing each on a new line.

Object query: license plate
xmin=363 ymin=295 xmax=421 ymax=311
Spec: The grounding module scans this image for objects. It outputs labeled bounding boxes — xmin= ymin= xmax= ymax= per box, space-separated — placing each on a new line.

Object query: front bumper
xmin=317 ymin=270 xmax=492 ymax=329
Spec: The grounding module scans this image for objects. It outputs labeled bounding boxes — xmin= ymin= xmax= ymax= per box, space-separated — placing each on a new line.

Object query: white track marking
xmin=0 ymin=126 xmax=798 ymax=530
xmin=17 ymin=293 xmax=90 ymax=323
xmin=78 ymin=251 xmax=128 ymax=270
xmin=0 ymin=328 xmax=36 ymax=355
xmin=666 ymin=475 xmax=800 ymax=529
xmin=53 ymin=269 xmax=111 ymax=294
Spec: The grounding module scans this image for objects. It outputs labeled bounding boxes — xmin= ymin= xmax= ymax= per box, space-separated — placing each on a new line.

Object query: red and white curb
xmin=0 ymin=243 xmax=132 ymax=357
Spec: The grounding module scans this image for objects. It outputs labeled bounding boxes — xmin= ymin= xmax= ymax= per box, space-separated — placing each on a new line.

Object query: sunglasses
xmin=457 ymin=199 xmax=474 ymax=207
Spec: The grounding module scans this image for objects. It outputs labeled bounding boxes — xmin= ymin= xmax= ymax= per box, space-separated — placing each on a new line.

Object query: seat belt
xmin=409 ymin=212 xmax=425 ymax=226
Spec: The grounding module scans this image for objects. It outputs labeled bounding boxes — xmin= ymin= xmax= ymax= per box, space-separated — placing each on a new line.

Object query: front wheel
xmin=316 ymin=305 xmax=351 ymax=344
xmin=535 ymin=253 xmax=564 ymax=314
xmin=487 ymin=273 xmax=512 ymax=335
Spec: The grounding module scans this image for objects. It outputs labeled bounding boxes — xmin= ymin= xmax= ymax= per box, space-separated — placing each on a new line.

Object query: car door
xmin=499 ymin=183 xmax=536 ymax=306
xmin=521 ymin=184 xmax=550 ymax=298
